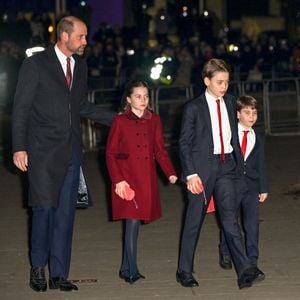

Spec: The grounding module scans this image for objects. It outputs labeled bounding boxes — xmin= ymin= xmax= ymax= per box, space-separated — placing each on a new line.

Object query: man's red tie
xmin=66 ymin=57 xmax=72 ymax=88
xmin=216 ymin=99 xmax=225 ymax=161
xmin=241 ymin=130 xmax=249 ymax=157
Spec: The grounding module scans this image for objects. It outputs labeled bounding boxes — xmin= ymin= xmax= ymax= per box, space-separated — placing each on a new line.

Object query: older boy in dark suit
xmin=176 ymin=59 xmax=261 ymax=289
xmin=219 ymin=95 xmax=268 ymax=281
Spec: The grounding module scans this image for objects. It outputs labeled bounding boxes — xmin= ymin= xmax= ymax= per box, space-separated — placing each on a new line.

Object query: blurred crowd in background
xmin=1 ymin=9 xmax=300 ymax=114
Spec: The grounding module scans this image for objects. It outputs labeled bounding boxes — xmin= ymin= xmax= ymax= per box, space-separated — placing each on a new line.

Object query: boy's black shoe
xmin=238 ymin=266 xmax=265 ymax=289
xmin=176 ymin=271 xmax=199 ymax=287
xmin=219 ymin=252 xmax=232 ymax=270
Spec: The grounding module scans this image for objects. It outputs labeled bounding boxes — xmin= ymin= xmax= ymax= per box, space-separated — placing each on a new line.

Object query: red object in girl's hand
xmin=124 ymin=186 xmax=135 ymax=201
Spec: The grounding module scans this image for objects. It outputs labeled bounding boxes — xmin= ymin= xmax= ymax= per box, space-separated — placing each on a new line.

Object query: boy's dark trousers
xmin=220 ymin=187 xmax=260 ymax=267
xmin=178 ymin=154 xmax=252 ymax=278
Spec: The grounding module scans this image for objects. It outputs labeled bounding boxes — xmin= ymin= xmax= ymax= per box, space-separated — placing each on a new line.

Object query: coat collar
xmin=46 ymin=45 xmax=79 ymax=91
xmin=124 ymin=108 xmax=153 ymax=120
xmin=46 ymin=46 xmax=69 ymax=87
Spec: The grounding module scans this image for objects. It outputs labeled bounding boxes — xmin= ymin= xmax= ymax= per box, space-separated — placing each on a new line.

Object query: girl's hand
xmin=115 ymin=181 xmax=130 ymax=199
xmin=169 ymin=175 xmax=178 ymax=184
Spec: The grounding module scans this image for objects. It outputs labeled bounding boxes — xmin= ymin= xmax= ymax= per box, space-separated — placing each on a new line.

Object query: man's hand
xmin=13 ymin=151 xmax=28 ymax=172
xmin=259 ymin=193 xmax=268 ymax=203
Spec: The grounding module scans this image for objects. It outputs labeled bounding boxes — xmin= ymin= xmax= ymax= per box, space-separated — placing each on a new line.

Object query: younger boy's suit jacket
xmin=237 ymin=131 xmax=268 ymax=194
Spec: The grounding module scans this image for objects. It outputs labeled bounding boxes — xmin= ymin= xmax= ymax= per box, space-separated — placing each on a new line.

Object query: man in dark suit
xmin=176 ymin=59 xmax=263 ymax=289
xmin=219 ymin=95 xmax=268 ymax=279
xmin=12 ymin=16 xmax=114 ymax=292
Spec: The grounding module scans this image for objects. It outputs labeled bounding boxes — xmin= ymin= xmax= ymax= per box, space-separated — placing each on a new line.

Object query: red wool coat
xmin=106 ymin=109 xmax=176 ymax=223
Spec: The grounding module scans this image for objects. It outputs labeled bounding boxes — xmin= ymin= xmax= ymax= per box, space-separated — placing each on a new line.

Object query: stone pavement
xmin=0 ymin=136 xmax=300 ymax=300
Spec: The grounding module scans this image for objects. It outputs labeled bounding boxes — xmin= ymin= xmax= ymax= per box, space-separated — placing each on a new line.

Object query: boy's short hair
xmin=236 ymin=95 xmax=258 ymax=111
xmin=202 ymin=58 xmax=231 ymax=79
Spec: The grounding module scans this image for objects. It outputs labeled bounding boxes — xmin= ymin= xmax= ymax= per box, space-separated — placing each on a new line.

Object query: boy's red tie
xmin=216 ymin=99 xmax=225 ymax=161
xmin=241 ymin=130 xmax=249 ymax=157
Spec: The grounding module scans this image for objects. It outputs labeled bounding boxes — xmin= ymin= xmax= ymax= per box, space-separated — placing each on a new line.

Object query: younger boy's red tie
xmin=241 ymin=130 xmax=249 ymax=157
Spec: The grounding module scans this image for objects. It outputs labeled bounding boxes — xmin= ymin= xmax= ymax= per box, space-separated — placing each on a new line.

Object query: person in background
xmin=106 ymin=79 xmax=177 ymax=284
xmin=219 ymin=95 xmax=268 ymax=281
xmin=12 ymin=16 xmax=114 ymax=292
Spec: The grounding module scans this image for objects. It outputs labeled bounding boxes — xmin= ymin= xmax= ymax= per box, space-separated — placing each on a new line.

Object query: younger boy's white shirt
xmin=238 ymin=122 xmax=256 ymax=160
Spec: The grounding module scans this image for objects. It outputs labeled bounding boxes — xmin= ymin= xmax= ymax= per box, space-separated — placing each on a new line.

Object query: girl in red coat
xmin=106 ymin=80 xmax=177 ymax=284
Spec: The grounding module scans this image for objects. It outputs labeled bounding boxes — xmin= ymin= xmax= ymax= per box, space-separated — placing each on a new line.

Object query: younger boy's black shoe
xmin=219 ymin=252 xmax=232 ymax=270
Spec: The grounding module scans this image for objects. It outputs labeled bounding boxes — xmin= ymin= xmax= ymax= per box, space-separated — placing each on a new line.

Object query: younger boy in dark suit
xmin=219 ymin=95 xmax=268 ymax=281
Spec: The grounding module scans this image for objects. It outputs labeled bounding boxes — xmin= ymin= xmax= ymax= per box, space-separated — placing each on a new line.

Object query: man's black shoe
xmin=49 ymin=277 xmax=78 ymax=291
xmin=219 ymin=252 xmax=232 ymax=270
xmin=29 ymin=267 xmax=47 ymax=292
xmin=176 ymin=271 xmax=199 ymax=287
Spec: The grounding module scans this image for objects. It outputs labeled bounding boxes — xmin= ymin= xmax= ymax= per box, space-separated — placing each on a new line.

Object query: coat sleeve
xmin=179 ymin=102 xmax=198 ymax=178
xmin=153 ymin=116 xmax=176 ymax=178
xmin=226 ymin=95 xmax=240 ymax=155
xmin=257 ymin=134 xmax=268 ymax=193
xmin=80 ymin=98 xmax=115 ymax=127
xmin=78 ymin=60 xmax=115 ymax=126
xmin=12 ymin=58 xmax=39 ymax=152
xmin=106 ymin=117 xmax=126 ymax=184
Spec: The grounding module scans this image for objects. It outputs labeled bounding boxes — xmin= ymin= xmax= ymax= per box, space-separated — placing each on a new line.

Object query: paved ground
xmin=1 ymin=135 xmax=300 ymax=300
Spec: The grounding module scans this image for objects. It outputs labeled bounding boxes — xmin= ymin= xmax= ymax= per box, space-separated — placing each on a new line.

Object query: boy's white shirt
xmin=205 ymin=91 xmax=233 ymax=155
xmin=186 ymin=92 xmax=233 ymax=180
xmin=238 ymin=122 xmax=256 ymax=161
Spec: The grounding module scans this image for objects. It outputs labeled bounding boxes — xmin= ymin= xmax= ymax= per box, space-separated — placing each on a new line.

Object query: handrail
xmin=83 ymin=77 xmax=300 ymax=149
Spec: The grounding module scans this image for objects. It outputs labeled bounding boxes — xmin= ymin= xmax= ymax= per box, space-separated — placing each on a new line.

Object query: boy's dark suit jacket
xmin=12 ymin=45 xmax=113 ymax=208
xmin=237 ymin=131 xmax=268 ymax=194
xmin=179 ymin=93 xmax=240 ymax=184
